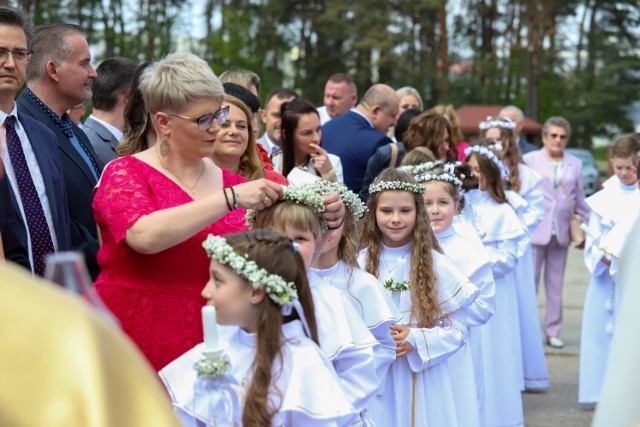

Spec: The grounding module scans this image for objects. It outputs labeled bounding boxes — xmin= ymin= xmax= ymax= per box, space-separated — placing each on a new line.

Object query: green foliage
xmin=13 ymin=0 xmax=640 ymax=146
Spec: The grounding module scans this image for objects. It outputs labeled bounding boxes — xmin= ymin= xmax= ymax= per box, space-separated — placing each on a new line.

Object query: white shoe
xmin=547 ymin=336 xmax=564 ymax=348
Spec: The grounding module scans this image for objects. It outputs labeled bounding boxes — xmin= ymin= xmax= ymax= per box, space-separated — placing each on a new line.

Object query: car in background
xmin=566 ymin=148 xmax=600 ymax=196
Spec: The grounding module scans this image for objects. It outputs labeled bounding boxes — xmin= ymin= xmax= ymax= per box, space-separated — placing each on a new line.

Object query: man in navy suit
xmin=17 ymin=23 xmax=103 ymax=279
xmin=321 ymin=84 xmax=399 ymax=198
xmin=0 ymin=6 xmax=71 ymax=274
xmin=83 ymin=56 xmax=137 ymax=165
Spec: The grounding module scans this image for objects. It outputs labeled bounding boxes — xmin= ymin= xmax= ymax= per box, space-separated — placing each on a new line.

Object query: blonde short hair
xmin=139 ymin=52 xmax=225 ymax=113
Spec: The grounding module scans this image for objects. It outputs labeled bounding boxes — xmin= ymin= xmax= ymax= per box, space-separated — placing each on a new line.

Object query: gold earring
xmin=160 ymin=138 xmax=169 ymax=157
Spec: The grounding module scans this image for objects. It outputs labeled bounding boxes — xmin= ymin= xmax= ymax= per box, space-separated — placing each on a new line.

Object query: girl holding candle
xmin=249 ymin=186 xmax=380 ymax=423
xmin=464 ymin=143 xmax=527 ymax=427
xmin=160 ymin=229 xmax=360 ymax=426
xmin=358 ymin=168 xmax=479 ymax=426
xmin=480 ymin=117 xmax=550 ymax=391
xmin=415 ymin=162 xmax=496 ymax=425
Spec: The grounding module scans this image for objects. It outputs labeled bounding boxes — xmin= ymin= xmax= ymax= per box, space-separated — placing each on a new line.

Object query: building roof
xmin=456 ymin=105 xmax=543 ymax=135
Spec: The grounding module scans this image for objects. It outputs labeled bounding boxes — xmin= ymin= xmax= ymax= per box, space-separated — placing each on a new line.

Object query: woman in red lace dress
xmin=93 ymin=53 xmax=283 ymax=371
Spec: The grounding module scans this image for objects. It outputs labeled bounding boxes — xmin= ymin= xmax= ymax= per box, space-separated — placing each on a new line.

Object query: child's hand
xmin=390 ymin=324 xmax=414 ymax=357
xmin=322 ymin=192 xmax=345 ymax=230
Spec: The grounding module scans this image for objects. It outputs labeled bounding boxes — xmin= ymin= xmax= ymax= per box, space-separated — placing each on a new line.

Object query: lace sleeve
xmin=93 ymin=157 xmax=157 ymax=244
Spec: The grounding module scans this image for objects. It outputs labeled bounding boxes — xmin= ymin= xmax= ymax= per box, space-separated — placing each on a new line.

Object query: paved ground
xmin=522 ymin=246 xmax=594 ymax=427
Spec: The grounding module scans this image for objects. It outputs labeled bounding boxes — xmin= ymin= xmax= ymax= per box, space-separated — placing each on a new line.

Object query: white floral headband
xmin=301 ymin=180 xmax=367 ymax=220
xmin=414 ymin=172 xmax=463 ymax=189
xmin=397 ymin=160 xmax=443 ymax=176
xmin=479 ymin=116 xmax=516 ymax=131
xmin=369 ymin=180 xmax=426 ymax=195
xmin=464 ymin=145 xmax=508 ymax=178
xmin=202 ymin=235 xmax=298 ymax=308
xmin=245 ymin=186 xmax=326 ymax=228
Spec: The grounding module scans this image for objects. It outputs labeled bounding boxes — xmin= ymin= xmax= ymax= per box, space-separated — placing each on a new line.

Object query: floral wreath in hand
xmin=369 ymin=180 xmax=426 ymax=195
xmin=478 ymin=115 xmax=516 ymax=131
xmin=245 ymin=185 xmax=326 ymax=228
xmin=301 ymin=180 xmax=367 ymax=220
xmin=203 ymin=235 xmax=299 ymax=309
xmin=397 ymin=160 xmax=444 ymax=176
xmin=464 ymin=145 xmax=508 ymax=178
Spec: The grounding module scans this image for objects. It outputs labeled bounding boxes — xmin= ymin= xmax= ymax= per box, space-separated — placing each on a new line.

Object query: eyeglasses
xmin=0 ymin=47 xmax=34 ymax=64
xmin=168 ymin=105 xmax=230 ymax=132
xmin=548 ymin=133 xmax=568 ymax=140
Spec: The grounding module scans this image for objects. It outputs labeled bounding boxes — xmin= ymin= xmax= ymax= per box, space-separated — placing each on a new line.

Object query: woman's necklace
xmin=157 ymin=148 xmax=205 ymax=196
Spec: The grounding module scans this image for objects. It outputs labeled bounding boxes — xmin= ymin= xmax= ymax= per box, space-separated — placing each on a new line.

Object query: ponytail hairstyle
xmin=280 ymin=97 xmax=320 ymax=178
xmin=361 ymin=168 xmax=443 ymax=327
xmin=465 ymin=140 xmax=508 ymax=204
xmin=118 ymin=62 xmax=154 ymax=156
xmin=479 ymin=125 xmax=522 ymax=192
xmin=222 ymin=229 xmax=318 ymax=426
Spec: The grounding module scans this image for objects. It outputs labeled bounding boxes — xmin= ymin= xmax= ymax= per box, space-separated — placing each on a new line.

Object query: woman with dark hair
xmin=117 ymin=62 xmax=156 ymax=157
xmin=271 ymin=97 xmax=343 ymax=183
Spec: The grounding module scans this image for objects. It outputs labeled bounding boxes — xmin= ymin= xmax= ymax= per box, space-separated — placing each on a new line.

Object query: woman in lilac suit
xmin=523 ymin=117 xmax=589 ymax=348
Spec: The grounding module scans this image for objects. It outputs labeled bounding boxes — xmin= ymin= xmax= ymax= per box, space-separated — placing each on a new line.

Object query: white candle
xmin=202 ymin=305 xmax=219 ymax=350
xmin=394 ymin=258 xmax=406 ymax=283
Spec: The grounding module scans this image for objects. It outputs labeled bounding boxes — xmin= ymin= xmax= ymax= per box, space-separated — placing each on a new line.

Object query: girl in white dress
xmin=580 ymin=135 xmax=640 ymax=405
xmin=358 ymin=168 xmax=479 ymax=427
xmin=160 ymin=229 xmax=361 ymax=426
xmin=305 ymin=181 xmax=399 ymax=396
xmin=464 ymin=143 xmax=526 ymax=427
xmin=417 ymin=162 xmax=496 ymax=426
xmin=250 ymin=187 xmax=381 ymax=422
xmin=480 ymin=117 xmax=549 ymax=391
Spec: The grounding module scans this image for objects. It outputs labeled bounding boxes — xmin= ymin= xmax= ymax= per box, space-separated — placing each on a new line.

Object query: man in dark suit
xmin=322 ymin=84 xmax=399 ymax=198
xmin=82 ymin=56 xmax=137 ymax=166
xmin=0 ymin=6 xmax=72 ymax=275
xmin=17 ymin=23 xmax=103 ymax=279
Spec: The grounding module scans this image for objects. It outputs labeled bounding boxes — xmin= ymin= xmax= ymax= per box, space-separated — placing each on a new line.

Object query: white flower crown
xmin=369 ymin=180 xmax=426 ymax=195
xmin=245 ymin=185 xmax=326 ymax=228
xmin=443 ymin=161 xmax=461 ymax=176
xmin=301 ymin=180 xmax=367 ymax=219
xmin=464 ymin=145 xmax=508 ymax=178
xmin=397 ymin=160 xmax=443 ymax=176
xmin=479 ymin=115 xmax=516 ymax=131
xmin=414 ymin=172 xmax=463 ymax=188
xmin=202 ymin=235 xmax=298 ymax=307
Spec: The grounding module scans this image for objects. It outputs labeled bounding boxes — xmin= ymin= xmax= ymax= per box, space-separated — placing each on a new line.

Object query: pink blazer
xmin=523 ymin=149 xmax=590 ymax=247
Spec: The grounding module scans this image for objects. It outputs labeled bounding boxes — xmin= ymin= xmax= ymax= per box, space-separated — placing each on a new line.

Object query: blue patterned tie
xmin=5 ymin=116 xmax=55 ymax=276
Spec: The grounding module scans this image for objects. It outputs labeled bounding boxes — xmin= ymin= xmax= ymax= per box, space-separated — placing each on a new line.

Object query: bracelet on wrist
xmin=229 ymin=186 xmax=238 ymax=209
xmin=223 ymin=187 xmax=233 ymax=211
xmin=326 ymin=216 xmax=345 ymax=230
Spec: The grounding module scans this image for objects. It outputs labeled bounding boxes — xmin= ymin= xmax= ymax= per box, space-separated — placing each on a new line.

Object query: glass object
xmin=44 ymin=251 xmax=119 ymax=327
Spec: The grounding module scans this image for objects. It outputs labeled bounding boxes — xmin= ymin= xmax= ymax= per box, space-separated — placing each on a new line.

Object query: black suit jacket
xmin=0 ymin=173 xmax=30 ymax=270
xmin=17 ymin=91 xmax=104 ymax=279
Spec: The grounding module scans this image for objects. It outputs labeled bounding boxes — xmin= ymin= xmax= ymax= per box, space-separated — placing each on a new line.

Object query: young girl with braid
xmin=358 ymin=168 xmax=479 ymax=426
xmin=160 ymin=228 xmax=360 ymax=426
xmin=464 ymin=143 xmax=527 ymax=427
xmin=480 ymin=117 xmax=550 ymax=391
xmin=415 ymin=162 xmax=496 ymax=426
xmin=250 ymin=187 xmax=381 ymax=424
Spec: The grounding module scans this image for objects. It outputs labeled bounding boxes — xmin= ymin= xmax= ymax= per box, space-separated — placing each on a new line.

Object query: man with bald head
xmin=499 ymin=105 xmax=538 ymax=154
xmin=322 ymin=84 xmax=399 ymax=197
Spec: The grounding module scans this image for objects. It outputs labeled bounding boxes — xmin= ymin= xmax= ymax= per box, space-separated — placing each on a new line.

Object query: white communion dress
xmin=358 ymin=243 xmax=479 ymax=426
xmin=159 ymin=320 xmax=362 ymax=426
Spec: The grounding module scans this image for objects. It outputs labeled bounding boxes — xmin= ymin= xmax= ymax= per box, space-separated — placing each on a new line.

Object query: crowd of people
xmin=1 ymin=4 xmax=639 ymax=426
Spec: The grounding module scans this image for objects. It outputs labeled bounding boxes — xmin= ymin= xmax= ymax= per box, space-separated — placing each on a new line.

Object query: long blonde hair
xmin=361 ymin=168 xmax=443 ymax=327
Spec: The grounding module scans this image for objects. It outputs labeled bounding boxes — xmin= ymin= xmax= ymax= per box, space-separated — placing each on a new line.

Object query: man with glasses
xmin=322 ymin=83 xmax=399 ymax=198
xmin=524 ymin=116 xmax=590 ymax=349
xmin=0 ymin=6 xmax=72 ymax=275
xmin=17 ymin=23 xmax=104 ymax=280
